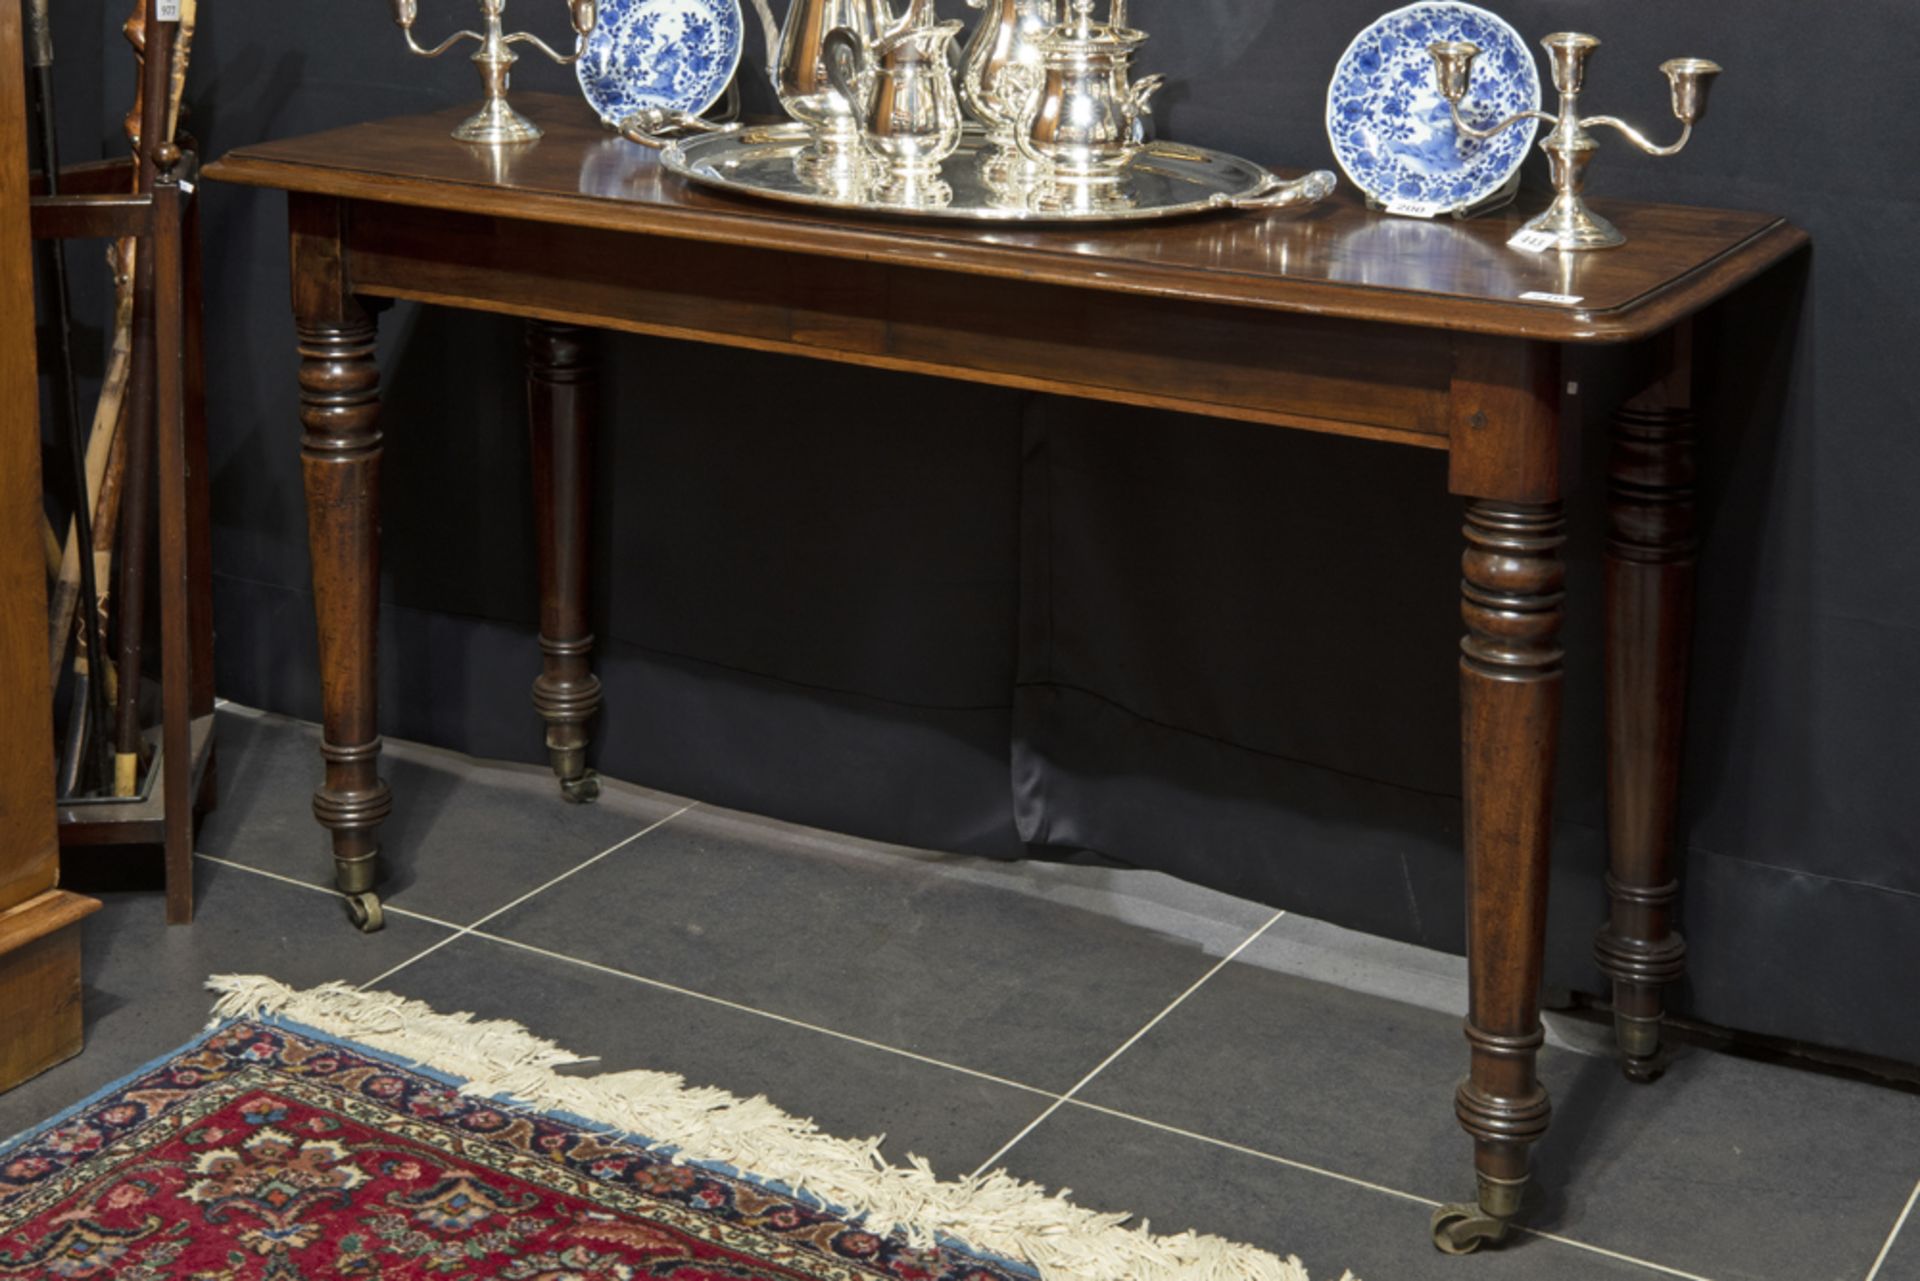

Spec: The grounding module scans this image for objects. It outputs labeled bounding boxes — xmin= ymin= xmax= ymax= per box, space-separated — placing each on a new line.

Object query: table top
xmin=207 ymin=94 xmax=1806 ymax=344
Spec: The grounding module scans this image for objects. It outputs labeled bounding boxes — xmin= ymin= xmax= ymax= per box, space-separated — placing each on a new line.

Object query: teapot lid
xmin=1034 ymin=0 xmax=1146 ymax=54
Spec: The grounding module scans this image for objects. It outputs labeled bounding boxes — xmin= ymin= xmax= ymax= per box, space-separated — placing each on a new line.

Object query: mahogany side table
xmin=206 ymin=93 xmax=1806 ymax=1252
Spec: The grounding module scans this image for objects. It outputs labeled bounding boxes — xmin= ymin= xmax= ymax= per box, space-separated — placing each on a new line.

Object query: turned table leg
xmin=1435 ymin=339 xmax=1563 ymax=1252
xmin=293 ymin=196 xmax=390 ymax=932
xmin=1595 ymin=327 xmax=1697 ymax=1080
xmin=1439 ymin=499 xmax=1564 ymax=1251
xmin=526 ymin=320 xmax=603 ymax=803
xmin=300 ymin=312 xmax=390 ymax=930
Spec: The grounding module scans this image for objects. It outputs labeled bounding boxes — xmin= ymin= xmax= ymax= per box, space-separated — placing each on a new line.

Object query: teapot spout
xmin=1004 ymin=62 xmax=1052 ymax=168
xmin=1126 ymin=72 xmax=1164 ymax=143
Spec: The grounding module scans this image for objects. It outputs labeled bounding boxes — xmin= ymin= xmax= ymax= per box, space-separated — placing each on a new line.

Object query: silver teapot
xmin=960 ymin=0 xmax=1061 ymax=139
xmin=1013 ymin=0 xmax=1163 ymax=179
xmin=824 ymin=3 xmax=967 ymax=179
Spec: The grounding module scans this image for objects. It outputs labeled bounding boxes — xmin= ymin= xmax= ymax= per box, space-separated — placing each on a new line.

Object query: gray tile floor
xmin=6 ymin=704 xmax=1917 ymax=1281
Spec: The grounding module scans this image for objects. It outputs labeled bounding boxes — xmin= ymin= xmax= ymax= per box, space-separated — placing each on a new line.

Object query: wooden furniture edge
xmin=345 ymin=281 xmax=1454 ymax=451
xmin=1598 ymin=221 xmax=1809 ymax=343
xmin=0 ymin=0 xmax=62 ymax=927
xmin=0 ymin=890 xmax=97 ymax=1093
xmin=0 ymin=889 xmax=102 ymax=959
xmin=204 ymin=150 xmax=1807 ymax=345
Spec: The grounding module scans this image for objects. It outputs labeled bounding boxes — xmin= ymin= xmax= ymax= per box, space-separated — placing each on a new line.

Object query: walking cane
xmin=26 ymin=0 xmax=117 ymax=795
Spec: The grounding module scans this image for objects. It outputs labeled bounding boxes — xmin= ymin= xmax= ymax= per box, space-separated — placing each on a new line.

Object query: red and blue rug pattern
xmin=0 ymin=1020 xmax=1027 ymax=1281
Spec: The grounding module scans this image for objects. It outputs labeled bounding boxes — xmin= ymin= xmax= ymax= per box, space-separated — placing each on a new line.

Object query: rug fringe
xmin=207 ymin=975 xmax=1354 ymax=1281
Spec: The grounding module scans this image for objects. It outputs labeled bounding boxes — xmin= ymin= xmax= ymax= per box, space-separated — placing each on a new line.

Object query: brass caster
xmin=559 ymin=770 xmax=600 ymax=804
xmin=1430 ymin=1203 xmax=1509 ymax=1255
xmin=345 ymin=891 xmax=385 ymax=933
xmin=1622 ymin=1051 xmax=1667 ymax=1084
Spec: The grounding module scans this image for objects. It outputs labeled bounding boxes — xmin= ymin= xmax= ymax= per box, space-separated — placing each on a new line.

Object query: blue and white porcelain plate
xmin=576 ymin=0 xmax=745 ymax=126
xmin=1325 ymin=2 xmax=1541 ymax=213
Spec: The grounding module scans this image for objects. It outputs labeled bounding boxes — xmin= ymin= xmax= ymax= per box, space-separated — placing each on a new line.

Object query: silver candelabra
xmin=393 ymin=0 xmax=599 ymax=144
xmin=1429 ymin=32 xmax=1720 ymax=250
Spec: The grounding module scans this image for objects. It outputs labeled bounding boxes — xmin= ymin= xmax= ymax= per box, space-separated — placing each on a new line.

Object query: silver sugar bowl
xmin=1012 ymin=0 xmax=1163 ymax=181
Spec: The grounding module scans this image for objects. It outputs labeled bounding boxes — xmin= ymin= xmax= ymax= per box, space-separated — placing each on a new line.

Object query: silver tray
xmin=659 ymin=124 xmax=1335 ymax=224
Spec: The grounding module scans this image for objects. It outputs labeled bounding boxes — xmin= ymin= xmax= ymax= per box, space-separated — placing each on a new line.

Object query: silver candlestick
xmin=393 ymin=0 xmax=598 ymax=144
xmin=1429 ymin=32 xmax=1720 ymax=250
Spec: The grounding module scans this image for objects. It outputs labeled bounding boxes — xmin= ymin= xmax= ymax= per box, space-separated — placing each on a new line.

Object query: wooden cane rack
xmin=29 ymin=1 xmax=214 ymax=924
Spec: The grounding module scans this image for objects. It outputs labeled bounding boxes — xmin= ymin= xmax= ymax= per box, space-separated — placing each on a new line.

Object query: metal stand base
xmin=1521 ymin=191 xmax=1626 ymax=250
xmin=453 ymin=98 xmax=543 ymax=146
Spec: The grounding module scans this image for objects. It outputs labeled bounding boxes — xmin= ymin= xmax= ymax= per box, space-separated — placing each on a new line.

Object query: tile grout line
xmin=966 ymin=909 xmax=1287 ymax=1181
xmin=1510 ymin=1232 xmax=1720 ymax=1281
xmin=356 ymin=801 xmax=699 ymax=992
xmin=1062 ymin=1098 xmax=1720 ymax=1281
xmin=193 ymin=853 xmax=468 ymax=933
xmin=193 ymin=851 xmax=1725 ymax=1281
xmin=193 ymin=841 xmax=964 ymax=1078
xmin=1865 ymin=1177 xmax=1920 ymax=1281
xmin=1064 ymin=1098 xmax=1437 ymax=1206
xmin=458 ymin=925 xmax=1059 ymax=1100
xmin=198 ymin=852 xmax=1253 ymax=1117
xmin=449 ymin=913 xmax=1706 ymax=1280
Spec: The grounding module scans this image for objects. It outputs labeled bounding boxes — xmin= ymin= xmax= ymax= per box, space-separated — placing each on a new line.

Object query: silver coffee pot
xmin=776 ymin=0 xmax=899 ymax=136
xmin=960 ymin=0 xmax=1062 ymax=139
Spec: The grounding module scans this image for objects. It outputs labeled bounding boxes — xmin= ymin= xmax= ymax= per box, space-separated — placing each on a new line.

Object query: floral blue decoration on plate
xmin=576 ymin=0 xmax=745 ymax=126
xmin=1326 ymin=2 xmax=1541 ymax=213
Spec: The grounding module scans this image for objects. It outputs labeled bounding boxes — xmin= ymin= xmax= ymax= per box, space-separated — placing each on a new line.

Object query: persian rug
xmin=0 ymin=977 xmax=1349 ymax=1281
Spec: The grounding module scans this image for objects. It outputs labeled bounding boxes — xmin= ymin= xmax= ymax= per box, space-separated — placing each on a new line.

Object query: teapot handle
xmin=744 ymin=0 xmax=780 ymax=90
xmin=822 ymin=26 xmax=868 ymax=112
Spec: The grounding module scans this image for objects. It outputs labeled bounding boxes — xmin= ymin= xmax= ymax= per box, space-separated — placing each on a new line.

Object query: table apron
xmin=340 ymin=199 xmax=1457 ymax=450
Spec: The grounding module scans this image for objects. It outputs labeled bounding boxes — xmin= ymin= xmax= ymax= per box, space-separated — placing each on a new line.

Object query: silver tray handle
xmin=620 ymin=108 xmax=743 ymax=149
xmin=1213 ymin=168 xmax=1338 ymax=213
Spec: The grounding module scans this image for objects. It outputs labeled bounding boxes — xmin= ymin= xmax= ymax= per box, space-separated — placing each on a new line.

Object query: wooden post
xmin=152 ymin=166 xmax=194 ymax=922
